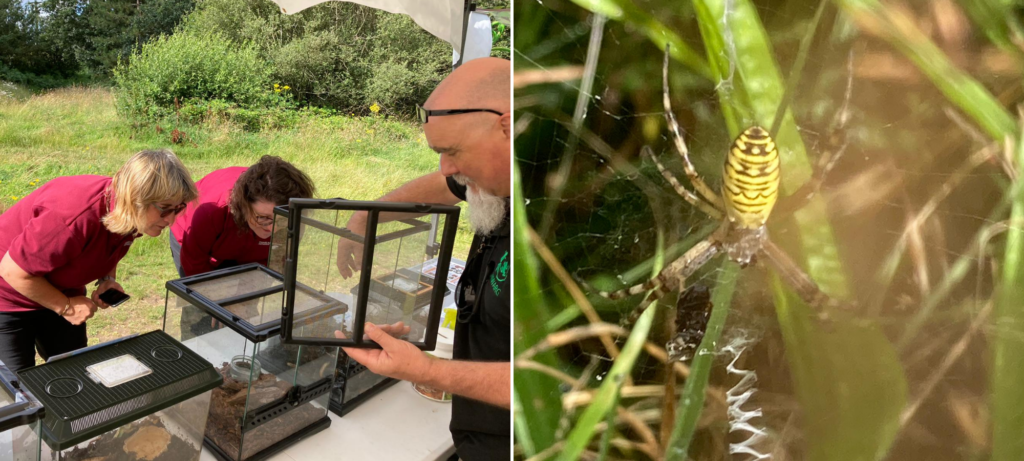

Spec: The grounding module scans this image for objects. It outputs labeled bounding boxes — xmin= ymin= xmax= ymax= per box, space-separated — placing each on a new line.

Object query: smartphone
xmin=98 ymin=289 xmax=130 ymax=307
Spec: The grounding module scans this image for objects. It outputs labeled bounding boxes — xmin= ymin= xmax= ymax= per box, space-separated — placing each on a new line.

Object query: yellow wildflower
xmin=370 ymin=103 xmax=380 ymax=114
xmin=283 ymin=85 xmax=290 ymax=90
xmin=10 ymin=196 xmax=16 ymax=200
xmin=275 ymin=89 xmax=282 ymax=93
xmin=274 ymin=83 xmax=280 ymax=88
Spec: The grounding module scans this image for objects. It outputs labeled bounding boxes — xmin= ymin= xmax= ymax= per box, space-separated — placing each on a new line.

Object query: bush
xmin=364 ymin=11 xmax=450 ymax=116
xmin=176 ymin=0 xmax=450 ymax=117
xmin=113 ymin=30 xmax=278 ymax=121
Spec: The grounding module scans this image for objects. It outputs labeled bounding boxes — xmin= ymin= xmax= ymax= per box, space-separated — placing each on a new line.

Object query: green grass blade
xmin=557 ymin=294 xmax=659 ymax=461
xmin=991 ymin=127 xmax=1024 ymax=461
xmin=689 ymin=0 xmax=745 ymax=136
xmin=772 ymin=275 xmax=907 ymax=461
xmin=513 ymin=161 xmax=563 ymax=456
xmin=567 ymin=0 xmax=714 ymax=80
xmin=835 ymin=0 xmax=1019 ymax=142
xmin=664 ymin=261 xmax=740 ymax=461
xmin=956 ymin=0 xmax=1024 ymax=58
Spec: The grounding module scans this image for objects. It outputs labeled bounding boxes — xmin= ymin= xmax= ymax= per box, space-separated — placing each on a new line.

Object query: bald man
xmin=334 ymin=57 xmax=510 ymax=460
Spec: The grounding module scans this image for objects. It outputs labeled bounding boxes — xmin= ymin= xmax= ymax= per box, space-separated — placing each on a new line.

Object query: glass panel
xmin=168 ymin=301 xmax=259 ymax=460
xmin=292 ymin=209 xmax=364 ymax=341
xmin=0 ymin=423 xmax=38 ymax=461
xmin=40 ymin=400 xmax=207 ymax=461
xmin=238 ymin=341 xmax=334 ymax=460
xmin=363 ymin=213 xmax=444 ymax=345
xmin=277 ymin=203 xmax=454 ymax=347
xmin=185 ymin=270 xmax=282 ymax=328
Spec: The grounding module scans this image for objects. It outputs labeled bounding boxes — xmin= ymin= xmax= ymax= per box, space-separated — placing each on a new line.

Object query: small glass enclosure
xmin=16 ymin=331 xmax=221 ymax=461
xmin=164 ymin=265 xmax=338 ymax=460
xmin=0 ymin=359 xmax=43 ymax=461
xmin=270 ymin=199 xmax=460 ymax=349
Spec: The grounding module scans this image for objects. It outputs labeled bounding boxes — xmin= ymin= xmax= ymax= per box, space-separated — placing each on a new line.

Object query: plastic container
xmin=412 ymin=328 xmax=455 ymax=402
xmin=18 ymin=331 xmax=221 ymax=461
xmin=164 ymin=265 xmax=338 ymax=461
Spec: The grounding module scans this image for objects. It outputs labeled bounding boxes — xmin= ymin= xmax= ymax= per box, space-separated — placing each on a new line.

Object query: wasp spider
xmin=593 ymin=49 xmax=850 ymax=327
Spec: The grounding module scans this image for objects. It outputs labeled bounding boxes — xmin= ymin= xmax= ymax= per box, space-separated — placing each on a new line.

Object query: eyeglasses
xmin=251 ymin=214 xmax=275 ymax=227
xmin=152 ymin=202 xmax=186 ymax=218
xmin=416 ymin=105 xmax=503 ymax=124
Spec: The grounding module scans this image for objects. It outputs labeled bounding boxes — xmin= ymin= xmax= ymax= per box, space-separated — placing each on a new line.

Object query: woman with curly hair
xmin=169 ymin=155 xmax=316 ymax=277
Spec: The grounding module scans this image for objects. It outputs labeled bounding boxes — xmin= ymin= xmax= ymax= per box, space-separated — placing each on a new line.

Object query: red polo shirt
xmin=170 ymin=167 xmax=271 ymax=276
xmin=0 ymin=176 xmax=137 ymax=312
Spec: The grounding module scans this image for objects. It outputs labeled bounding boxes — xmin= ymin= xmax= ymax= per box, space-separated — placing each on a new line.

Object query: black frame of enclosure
xmin=165 ymin=263 xmax=342 ymax=343
xmin=277 ymin=198 xmax=461 ymax=350
xmin=0 ymin=359 xmax=42 ymax=432
xmin=328 ymin=354 xmax=397 ymax=417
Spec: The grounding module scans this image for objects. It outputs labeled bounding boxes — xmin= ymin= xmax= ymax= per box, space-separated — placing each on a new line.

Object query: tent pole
xmin=454 ymin=0 xmax=476 ymax=68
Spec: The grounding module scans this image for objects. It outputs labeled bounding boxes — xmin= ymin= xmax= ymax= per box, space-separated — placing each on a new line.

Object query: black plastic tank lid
xmin=17 ymin=330 xmax=222 ymax=450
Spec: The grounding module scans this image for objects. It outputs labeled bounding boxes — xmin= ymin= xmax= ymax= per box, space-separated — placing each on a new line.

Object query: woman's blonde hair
xmin=102 ymin=149 xmax=198 ymax=235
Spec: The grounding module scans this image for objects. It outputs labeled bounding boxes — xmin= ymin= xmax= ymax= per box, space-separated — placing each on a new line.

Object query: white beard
xmin=453 ymin=174 xmax=506 ymax=235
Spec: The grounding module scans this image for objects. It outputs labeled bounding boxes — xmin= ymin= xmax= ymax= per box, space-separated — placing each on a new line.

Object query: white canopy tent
xmin=268 ymin=0 xmax=476 ymax=62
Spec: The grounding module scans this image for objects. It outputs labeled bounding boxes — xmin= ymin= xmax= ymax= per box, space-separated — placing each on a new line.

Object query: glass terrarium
xmin=16 ymin=331 xmax=221 ymax=461
xmin=0 ymin=359 xmax=43 ymax=461
xmin=270 ymin=198 xmax=460 ymax=350
xmin=164 ymin=264 xmax=338 ymax=460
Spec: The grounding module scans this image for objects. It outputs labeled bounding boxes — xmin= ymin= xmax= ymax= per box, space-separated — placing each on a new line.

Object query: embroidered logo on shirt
xmin=259 ymin=241 xmax=271 ymax=246
xmin=489 ymin=251 xmax=508 ymax=296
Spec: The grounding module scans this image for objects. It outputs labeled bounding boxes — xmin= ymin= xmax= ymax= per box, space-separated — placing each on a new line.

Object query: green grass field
xmin=0 ymin=85 xmax=471 ymax=347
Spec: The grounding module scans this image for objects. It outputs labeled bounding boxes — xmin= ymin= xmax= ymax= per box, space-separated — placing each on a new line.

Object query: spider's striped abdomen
xmin=722 ymin=126 xmax=780 ymax=229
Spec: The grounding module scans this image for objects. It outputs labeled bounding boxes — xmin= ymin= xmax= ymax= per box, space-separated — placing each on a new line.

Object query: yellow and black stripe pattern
xmin=722 ymin=126 xmax=780 ymax=229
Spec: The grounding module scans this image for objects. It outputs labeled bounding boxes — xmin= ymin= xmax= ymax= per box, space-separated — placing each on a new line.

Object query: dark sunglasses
xmin=416 ymin=104 xmax=503 ymax=124
xmin=152 ymin=202 xmax=186 ymax=218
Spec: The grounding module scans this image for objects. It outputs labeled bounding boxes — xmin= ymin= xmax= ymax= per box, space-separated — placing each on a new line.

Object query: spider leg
xmin=761 ymin=238 xmax=852 ymax=315
xmin=662 ymin=46 xmax=724 ymax=211
xmin=643 ymin=146 xmax=724 ymax=220
xmin=623 ymin=239 xmax=721 ymax=325
xmin=775 ymin=50 xmax=855 ymax=217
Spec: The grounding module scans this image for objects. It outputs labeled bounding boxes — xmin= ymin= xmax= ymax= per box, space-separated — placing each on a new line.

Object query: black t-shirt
xmin=446 ymin=177 xmax=511 ymax=461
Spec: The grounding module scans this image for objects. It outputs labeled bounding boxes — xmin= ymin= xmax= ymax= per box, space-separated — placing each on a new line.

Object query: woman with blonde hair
xmin=0 ymin=149 xmax=197 ymax=371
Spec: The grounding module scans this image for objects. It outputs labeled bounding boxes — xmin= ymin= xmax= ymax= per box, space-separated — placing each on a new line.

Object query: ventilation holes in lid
xmin=45 ymin=377 xmax=83 ymax=398
xmin=151 ymin=345 xmax=183 ymax=362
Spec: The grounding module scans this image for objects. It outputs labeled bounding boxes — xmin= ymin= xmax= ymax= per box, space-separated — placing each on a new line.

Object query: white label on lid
xmin=85 ymin=355 xmax=152 ymax=388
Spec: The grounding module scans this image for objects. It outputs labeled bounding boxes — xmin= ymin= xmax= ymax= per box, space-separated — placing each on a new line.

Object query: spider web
xmin=514 ymin=0 xmax=1021 ymax=459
